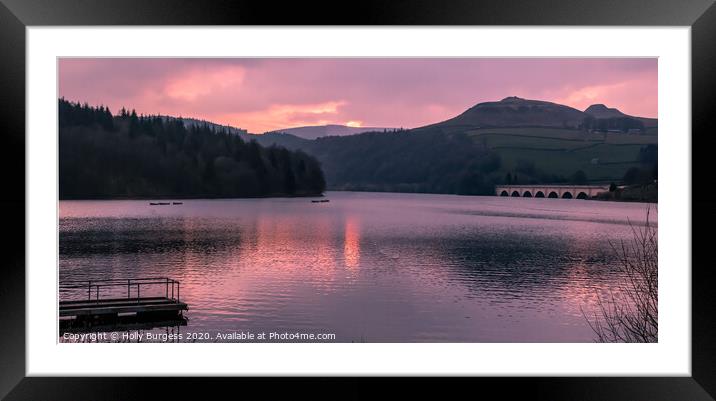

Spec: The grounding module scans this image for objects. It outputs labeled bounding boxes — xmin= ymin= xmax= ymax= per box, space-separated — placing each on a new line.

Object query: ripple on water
xmin=59 ymin=192 xmax=654 ymax=342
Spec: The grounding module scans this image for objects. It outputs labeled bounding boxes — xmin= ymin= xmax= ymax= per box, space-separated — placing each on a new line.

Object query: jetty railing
xmin=59 ymin=277 xmax=182 ymax=304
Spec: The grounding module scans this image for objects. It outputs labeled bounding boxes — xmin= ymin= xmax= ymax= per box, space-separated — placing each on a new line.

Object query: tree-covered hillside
xmin=252 ymin=97 xmax=657 ymax=194
xmin=255 ymin=125 xmax=657 ymax=193
xmin=59 ymin=99 xmax=326 ymax=199
xmin=465 ymin=127 xmax=658 ymax=184
xmin=301 ymin=129 xmax=503 ymax=195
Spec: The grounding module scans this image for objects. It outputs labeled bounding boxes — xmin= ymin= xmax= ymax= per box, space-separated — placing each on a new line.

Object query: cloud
xmin=551 ymin=72 xmax=657 ymax=117
xmin=164 ymin=66 xmax=246 ymax=102
xmin=58 ymin=58 xmax=657 ymax=133
xmin=220 ymin=101 xmax=348 ymax=133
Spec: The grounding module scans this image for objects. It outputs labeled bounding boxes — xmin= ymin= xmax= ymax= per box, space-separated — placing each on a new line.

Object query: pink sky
xmin=58 ymin=58 xmax=657 ymax=134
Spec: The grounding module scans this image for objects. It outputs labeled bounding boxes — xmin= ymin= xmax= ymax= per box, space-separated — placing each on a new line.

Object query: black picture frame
xmin=1 ymin=0 xmax=714 ymax=399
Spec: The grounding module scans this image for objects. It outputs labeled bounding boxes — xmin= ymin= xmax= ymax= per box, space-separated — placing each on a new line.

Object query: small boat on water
xmin=172 ymin=202 xmax=183 ymax=205
xmin=311 ymin=199 xmax=330 ymax=203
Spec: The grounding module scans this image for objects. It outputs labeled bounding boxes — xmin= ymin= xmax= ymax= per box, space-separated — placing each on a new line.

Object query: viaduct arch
xmin=495 ymin=185 xmax=610 ymax=200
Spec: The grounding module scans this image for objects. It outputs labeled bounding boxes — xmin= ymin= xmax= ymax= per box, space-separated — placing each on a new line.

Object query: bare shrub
xmin=582 ymin=208 xmax=657 ymax=343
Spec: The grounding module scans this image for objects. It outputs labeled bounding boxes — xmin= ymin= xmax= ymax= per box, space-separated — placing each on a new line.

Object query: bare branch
xmin=583 ymin=206 xmax=657 ymax=343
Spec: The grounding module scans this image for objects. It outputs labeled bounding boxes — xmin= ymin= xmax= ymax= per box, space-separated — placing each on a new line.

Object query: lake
xmin=58 ymin=191 xmax=655 ymax=342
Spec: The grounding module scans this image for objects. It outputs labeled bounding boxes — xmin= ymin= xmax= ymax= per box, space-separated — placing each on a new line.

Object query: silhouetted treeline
xmin=59 ymin=99 xmax=326 ymax=199
xmin=622 ymin=144 xmax=658 ymax=185
xmin=580 ymin=116 xmax=645 ymax=132
xmin=301 ymin=129 xmax=502 ymax=195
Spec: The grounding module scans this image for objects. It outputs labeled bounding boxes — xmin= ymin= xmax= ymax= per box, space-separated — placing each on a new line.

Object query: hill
xmin=422 ymin=96 xmax=588 ymax=132
xmin=193 ymin=97 xmax=659 ymax=190
xmin=466 ymin=127 xmax=657 ymax=183
xmin=248 ymin=131 xmax=310 ymax=149
xmin=285 ymin=97 xmax=658 ymax=189
xmin=158 ymin=115 xmax=317 ymax=150
xmin=59 ymin=99 xmax=326 ymax=199
xmin=288 ymin=125 xmax=657 ymax=190
xmin=161 ymin=116 xmax=249 ymax=136
xmin=422 ymin=97 xmax=657 ymax=134
xmin=59 ymin=96 xmax=657 ymax=198
xmin=299 ymin=128 xmax=500 ymax=195
xmin=268 ymin=124 xmax=394 ymax=140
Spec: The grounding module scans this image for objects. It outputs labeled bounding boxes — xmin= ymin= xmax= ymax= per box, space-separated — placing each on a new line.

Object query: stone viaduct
xmin=494 ymin=185 xmax=611 ymax=199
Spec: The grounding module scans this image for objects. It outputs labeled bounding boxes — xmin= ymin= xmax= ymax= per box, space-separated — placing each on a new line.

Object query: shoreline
xmin=59 ymin=192 xmax=326 ymax=201
xmin=58 ymin=189 xmax=657 ymax=204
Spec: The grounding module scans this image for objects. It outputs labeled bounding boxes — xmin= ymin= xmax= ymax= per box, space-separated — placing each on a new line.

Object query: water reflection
xmin=343 ymin=217 xmax=361 ymax=269
xmin=59 ymin=192 xmax=655 ymax=342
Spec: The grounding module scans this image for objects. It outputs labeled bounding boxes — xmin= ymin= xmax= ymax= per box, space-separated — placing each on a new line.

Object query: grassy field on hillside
xmin=468 ymin=128 xmax=658 ymax=182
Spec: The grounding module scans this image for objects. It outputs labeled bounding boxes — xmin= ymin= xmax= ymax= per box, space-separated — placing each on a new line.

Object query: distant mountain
xmin=423 ymin=97 xmax=588 ymax=131
xmin=584 ymin=104 xmax=657 ymax=128
xmin=268 ymin=124 xmax=393 ymax=140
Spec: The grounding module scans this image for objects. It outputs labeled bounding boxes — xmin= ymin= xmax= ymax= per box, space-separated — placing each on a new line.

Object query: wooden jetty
xmin=60 ymin=278 xmax=188 ymax=325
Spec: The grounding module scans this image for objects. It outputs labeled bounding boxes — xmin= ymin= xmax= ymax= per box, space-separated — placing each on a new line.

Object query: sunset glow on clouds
xmin=218 ymin=101 xmax=349 ymax=132
xmin=164 ymin=66 xmax=246 ymax=102
xmin=58 ymin=58 xmax=657 ymax=133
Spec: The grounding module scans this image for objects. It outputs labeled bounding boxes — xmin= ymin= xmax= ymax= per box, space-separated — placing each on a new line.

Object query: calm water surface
xmin=59 ymin=191 xmax=655 ymax=342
